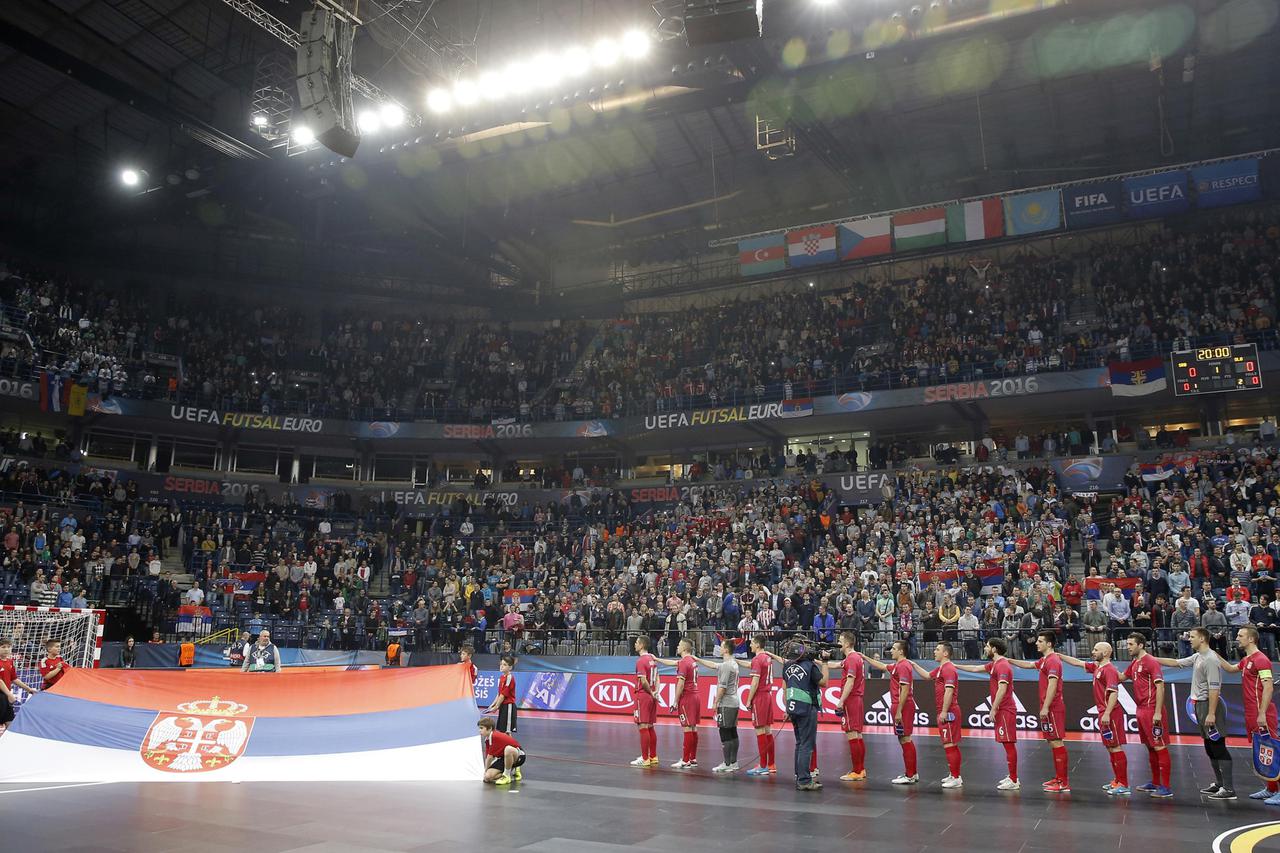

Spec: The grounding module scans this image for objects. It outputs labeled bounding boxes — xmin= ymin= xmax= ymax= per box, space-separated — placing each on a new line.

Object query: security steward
xmin=781 ymin=638 xmax=826 ymax=791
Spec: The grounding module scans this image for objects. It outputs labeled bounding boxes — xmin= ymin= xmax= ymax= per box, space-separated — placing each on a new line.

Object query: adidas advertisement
xmin=863 ymin=690 xmax=932 ymax=729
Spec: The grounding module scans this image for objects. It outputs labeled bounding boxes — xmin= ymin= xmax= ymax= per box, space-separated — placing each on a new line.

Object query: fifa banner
xmin=1124 ymin=170 xmax=1189 ymax=219
xmin=1192 ymin=158 xmax=1262 ymax=209
xmin=0 ymin=665 xmax=483 ymax=783
xmin=1063 ymin=180 xmax=1124 ymax=229
xmin=580 ymin=673 xmax=1249 ymax=737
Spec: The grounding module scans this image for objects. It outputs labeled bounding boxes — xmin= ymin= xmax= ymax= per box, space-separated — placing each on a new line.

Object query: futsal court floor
xmin=1 ymin=713 xmax=1275 ymax=853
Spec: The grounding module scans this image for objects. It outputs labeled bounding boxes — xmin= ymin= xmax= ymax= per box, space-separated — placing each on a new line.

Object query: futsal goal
xmin=0 ymin=605 xmax=104 ymax=698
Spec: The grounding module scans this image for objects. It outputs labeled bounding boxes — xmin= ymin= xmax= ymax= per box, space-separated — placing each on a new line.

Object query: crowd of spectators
xmin=3 ymin=210 xmax=1276 ymax=422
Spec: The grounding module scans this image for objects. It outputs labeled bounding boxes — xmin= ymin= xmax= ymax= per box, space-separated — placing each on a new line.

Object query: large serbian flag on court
xmin=0 ymin=665 xmax=483 ymax=783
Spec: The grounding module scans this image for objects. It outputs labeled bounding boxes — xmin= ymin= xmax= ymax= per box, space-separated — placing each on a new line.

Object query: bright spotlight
xmin=453 ymin=79 xmax=480 ymax=107
xmin=813 ymin=0 xmax=837 ymax=5
xmin=251 ymin=113 xmax=268 ymax=127
xmin=477 ymin=70 xmax=505 ymax=100
xmin=561 ymin=46 xmax=592 ymax=77
xmin=380 ymin=103 xmax=405 ymax=128
xmin=592 ymin=38 xmax=620 ymax=67
xmin=503 ymin=62 xmax=534 ymax=96
xmin=120 ymin=168 xmax=140 ymax=187
xmin=292 ymin=125 xmax=316 ymax=145
xmin=426 ymin=88 xmax=453 ymax=114
xmin=357 ymin=110 xmax=382 ymax=134
xmin=621 ymin=29 xmax=650 ymax=59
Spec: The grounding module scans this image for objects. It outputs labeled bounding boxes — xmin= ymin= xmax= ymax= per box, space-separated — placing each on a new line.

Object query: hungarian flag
xmin=946 ymin=198 xmax=1004 ymax=242
xmin=892 ymin=207 xmax=947 ymax=251
xmin=738 ymin=234 xmax=786 ymax=276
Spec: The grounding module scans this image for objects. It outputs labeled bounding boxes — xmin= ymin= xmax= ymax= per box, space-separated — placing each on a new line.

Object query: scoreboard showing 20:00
xmin=1171 ymin=343 xmax=1263 ymax=395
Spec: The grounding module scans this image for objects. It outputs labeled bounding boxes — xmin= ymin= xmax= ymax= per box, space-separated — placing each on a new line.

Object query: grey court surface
xmin=0 ymin=716 xmax=1273 ymax=853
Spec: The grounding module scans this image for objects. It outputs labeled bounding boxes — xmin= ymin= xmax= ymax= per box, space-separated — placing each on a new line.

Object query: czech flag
xmin=0 ymin=666 xmax=483 ymax=782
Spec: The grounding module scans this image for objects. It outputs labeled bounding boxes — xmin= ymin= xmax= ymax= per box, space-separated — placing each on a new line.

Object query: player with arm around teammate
xmin=1005 ymin=630 xmax=1072 ymax=793
xmin=908 ymin=641 xmax=963 ymax=788
xmin=1055 ymin=642 xmax=1131 ymax=796
xmin=1220 ymin=626 xmax=1280 ymax=803
xmin=863 ymin=640 xmax=920 ymax=785
xmin=953 ymin=637 xmax=1020 ymax=791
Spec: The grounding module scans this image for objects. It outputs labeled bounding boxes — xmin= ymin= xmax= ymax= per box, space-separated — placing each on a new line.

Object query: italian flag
xmin=892 ymin=207 xmax=947 ymax=251
xmin=946 ymin=198 xmax=1004 ymax=243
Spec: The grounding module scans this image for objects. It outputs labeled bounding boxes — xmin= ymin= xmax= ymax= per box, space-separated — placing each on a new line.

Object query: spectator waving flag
xmin=1084 ymin=577 xmax=1140 ymax=600
xmin=918 ymin=562 xmax=1003 ymax=592
xmin=785 ymin=224 xmax=838 ymax=268
xmin=1108 ymin=357 xmax=1167 ymax=396
xmin=503 ymin=588 xmax=538 ymax=610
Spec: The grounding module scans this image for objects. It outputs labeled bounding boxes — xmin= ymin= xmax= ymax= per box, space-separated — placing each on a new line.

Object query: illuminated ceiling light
xmin=251 ymin=113 xmax=268 ymax=127
xmin=120 ymin=168 xmax=140 ymax=187
xmin=357 ymin=109 xmax=382 ymax=134
xmin=503 ymin=62 xmax=534 ymax=96
xmin=291 ymin=125 xmax=316 ymax=145
xmin=813 ymin=0 xmax=838 ymax=5
xmin=453 ymin=79 xmax=480 ymax=107
xmin=621 ymin=29 xmax=650 ymax=59
xmin=592 ymin=37 xmax=620 ymax=67
xmin=477 ymin=70 xmax=505 ymax=100
xmin=380 ymin=103 xmax=405 ymax=127
xmin=561 ymin=46 xmax=592 ymax=77
xmin=426 ymin=88 xmax=453 ymax=113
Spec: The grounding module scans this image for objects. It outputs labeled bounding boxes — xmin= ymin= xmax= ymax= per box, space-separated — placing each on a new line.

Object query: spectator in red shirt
xmin=1227 ymin=580 xmax=1252 ymax=603
xmin=478 ymin=716 xmax=525 ymax=784
xmin=38 ymin=639 xmax=68 ymax=689
xmin=1061 ymin=577 xmax=1083 ymax=608
xmin=1252 ymin=550 xmax=1275 ymax=576
xmin=0 ymin=637 xmax=38 ymax=732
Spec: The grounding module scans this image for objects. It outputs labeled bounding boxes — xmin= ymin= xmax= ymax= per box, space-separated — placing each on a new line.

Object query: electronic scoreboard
xmin=1170 ymin=343 xmax=1263 ymax=395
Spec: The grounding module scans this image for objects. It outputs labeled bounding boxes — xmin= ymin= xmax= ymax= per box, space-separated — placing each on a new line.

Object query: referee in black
xmin=781 ymin=639 xmax=826 ymax=791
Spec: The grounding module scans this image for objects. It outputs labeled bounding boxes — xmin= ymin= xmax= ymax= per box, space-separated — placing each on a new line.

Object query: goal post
xmin=0 ymin=605 xmax=105 ymax=698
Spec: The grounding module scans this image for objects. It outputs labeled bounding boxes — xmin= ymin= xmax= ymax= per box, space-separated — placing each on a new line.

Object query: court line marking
xmin=0 ymin=781 xmax=117 ymax=796
xmin=1212 ymin=821 xmax=1280 ymax=853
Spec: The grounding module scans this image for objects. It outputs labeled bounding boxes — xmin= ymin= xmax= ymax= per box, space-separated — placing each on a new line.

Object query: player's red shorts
xmin=937 ymin=711 xmax=962 ymax=746
xmin=1097 ymin=708 xmax=1127 ymax=746
xmin=840 ymin=697 xmax=864 ymax=734
xmin=891 ymin=705 xmax=914 ymax=737
xmin=633 ymin=692 xmax=657 ymax=726
xmin=993 ymin=708 xmax=1018 ymax=743
xmin=1039 ymin=707 xmax=1066 ymax=741
xmin=751 ymin=694 xmax=775 ymax=728
xmin=677 ymin=695 xmax=702 ymax=727
xmin=1246 ymin=705 xmax=1280 ymax=738
xmin=1136 ymin=708 xmax=1168 ymax=748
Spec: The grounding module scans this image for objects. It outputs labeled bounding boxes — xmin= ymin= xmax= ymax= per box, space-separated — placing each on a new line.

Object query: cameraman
xmin=781 ymin=639 xmax=827 ymax=791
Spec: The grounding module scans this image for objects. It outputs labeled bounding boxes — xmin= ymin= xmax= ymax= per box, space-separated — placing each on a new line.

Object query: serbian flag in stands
xmin=230 ymin=572 xmax=266 ymax=596
xmin=779 ymin=398 xmax=814 ymax=418
xmin=738 ymin=234 xmax=787 ymax=276
xmin=1084 ymin=577 xmax=1140 ymax=599
xmin=39 ymin=371 xmax=68 ymax=412
xmin=917 ymin=562 xmax=1004 ymax=593
xmin=837 ymin=216 xmax=891 ymax=260
xmin=503 ymin=588 xmax=538 ymax=610
xmin=0 ymin=666 xmax=483 ymax=783
xmin=786 ymin=224 xmax=838 ymax=268
xmin=1109 ymin=357 xmax=1167 ymax=396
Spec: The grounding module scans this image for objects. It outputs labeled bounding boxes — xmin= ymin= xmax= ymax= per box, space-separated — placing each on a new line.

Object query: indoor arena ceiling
xmin=0 ymin=0 xmax=1277 ymax=306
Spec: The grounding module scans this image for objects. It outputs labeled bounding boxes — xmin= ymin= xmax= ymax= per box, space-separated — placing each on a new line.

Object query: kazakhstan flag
xmin=1004 ymin=189 xmax=1062 ymax=236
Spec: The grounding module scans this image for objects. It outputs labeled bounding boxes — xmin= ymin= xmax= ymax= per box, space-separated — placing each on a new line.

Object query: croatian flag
xmin=786 ymin=225 xmax=838 ymax=268
xmin=1108 ymin=357 xmax=1167 ymax=397
xmin=0 ymin=667 xmax=483 ymax=782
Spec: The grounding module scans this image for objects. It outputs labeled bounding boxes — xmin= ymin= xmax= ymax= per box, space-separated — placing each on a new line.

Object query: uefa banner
xmin=1124 ymin=170 xmax=1189 ymax=219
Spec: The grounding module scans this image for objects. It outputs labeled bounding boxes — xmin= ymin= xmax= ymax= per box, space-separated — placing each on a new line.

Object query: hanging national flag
xmin=946 ymin=198 xmax=1004 ymax=242
xmin=738 ymin=234 xmax=787 ymax=276
xmin=785 ymin=224 xmax=838 ymax=268
xmin=1108 ymin=357 xmax=1167 ymax=397
xmin=1140 ymin=453 xmax=1198 ymax=482
xmin=892 ymin=207 xmax=947 ymax=251
xmin=67 ymin=383 xmax=88 ymax=417
xmin=778 ymin=398 xmax=814 ymax=419
xmin=38 ymin=371 xmax=65 ymax=413
xmin=1005 ymin=189 xmax=1062 ymax=236
xmin=837 ymin=216 xmax=891 ymax=260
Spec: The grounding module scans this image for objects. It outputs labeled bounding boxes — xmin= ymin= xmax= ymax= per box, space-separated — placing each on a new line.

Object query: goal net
xmin=0 ymin=606 xmax=104 ymax=699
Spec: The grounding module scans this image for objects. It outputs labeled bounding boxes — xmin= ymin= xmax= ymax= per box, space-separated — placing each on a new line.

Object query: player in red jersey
xmin=0 ymin=637 xmax=38 ymax=733
xmin=1008 ymin=630 xmax=1071 ymax=792
xmin=910 ymin=641 xmax=963 ymax=788
xmin=484 ymin=654 xmax=518 ymax=734
xmin=478 ymin=717 xmax=525 ymax=785
xmin=743 ymin=635 xmax=777 ymax=776
xmin=1058 ymin=642 xmax=1131 ymax=796
xmin=833 ymin=631 xmax=868 ymax=782
xmin=955 ymin=636 xmax=1020 ymax=791
xmin=864 ymin=640 xmax=919 ymax=785
xmin=1118 ymin=633 xmax=1172 ymax=797
xmin=670 ymin=638 xmax=701 ymax=769
xmin=629 ymin=636 xmax=664 ymax=767
xmin=1220 ymin=626 xmax=1280 ymax=803
xmin=38 ymin=639 xmax=68 ymax=690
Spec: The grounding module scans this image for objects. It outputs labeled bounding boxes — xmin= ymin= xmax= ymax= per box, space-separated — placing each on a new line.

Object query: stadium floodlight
xmin=813 ymin=0 xmax=838 ymax=5
xmin=477 ymin=70 xmax=506 ymax=100
xmin=621 ymin=29 xmax=650 ymax=59
xmin=530 ymin=53 xmax=564 ymax=89
xmin=251 ymin=113 xmax=268 ymax=127
xmin=426 ymin=88 xmax=453 ymax=114
xmin=380 ymin=103 xmax=405 ymax=128
xmin=592 ymin=38 xmax=621 ymax=67
xmin=120 ymin=168 xmax=141 ymax=187
xmin=292 ymin=125 xmax=316 ymax=145
xmin=561 ymin=46 xmax=592 ymax=77
xmin=356 ymin=109 xmax=382 ymax=134
xmin=453 ymin=79 xmax=481 ymax=107
xmin=503 ymin=62 xmax=534 ymax=96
